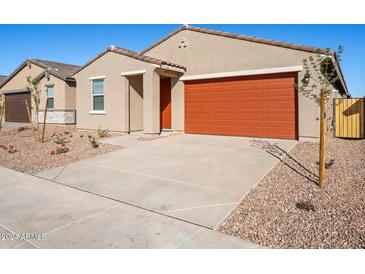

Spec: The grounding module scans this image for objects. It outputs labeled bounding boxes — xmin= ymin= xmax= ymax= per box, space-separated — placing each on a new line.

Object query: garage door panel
xmin=211 ymin=102 xmax=234 ymax=110
xmin=186 ymin=102 xmax=210 ymax=112
xmin=210 ymin=112 xmax=235 ymax=121
xmin=265 ymin=127 xmax=296 ymax=139
xmin=265 ymin=120 xmax=294 ymax=127
xmin=265 ymin=88 xmax=294 ymax=97
xmin=186 ymin=92 xmax=209 ymax=101
xmin=210 ymin=91 xmax=234 ymax=100
xmin=209 ymin=124 xmax=237 ymax=135
xmin=235 ymin=126 xmax=262 ymax=136
xmin=236 ymin=79 xmax=264 ymax=86
xmin=185 ymin=73 xmax=297 ymax=139
xmin=187 ymin=125 xmax=210 ymax=134
xmin=235 ymin=90 xmax=262 ymax=98
xmin=5 ymin=92 xmax=31 ymax=123
xmin=237 ymin=101 xmax=261 ymax=110
xmin=236 ymin=112 xmax=261 ymax=121
xmin=266 ymin=113 xmax=295 ymax=121
xmin=186 ymin=112 xmax=209 ymax=121
xmin=265 ymin=100 xmax=294 ymax=109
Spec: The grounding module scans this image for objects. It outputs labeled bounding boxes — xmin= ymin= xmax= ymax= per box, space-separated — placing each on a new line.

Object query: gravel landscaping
xmin=218 ymin=137 xmax=365 ymax=248
xmin=0 ymin=124 xmax=121 ymax=175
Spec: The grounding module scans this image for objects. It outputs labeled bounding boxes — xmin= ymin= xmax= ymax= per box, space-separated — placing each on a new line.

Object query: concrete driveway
xmin=0 ymin=166 xmax=260 ymax=248
xmin=38 ymin=134 xmax=296 ymax=229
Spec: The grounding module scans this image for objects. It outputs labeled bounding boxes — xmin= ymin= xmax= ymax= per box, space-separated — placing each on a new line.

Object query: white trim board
xmin=120 ymin=70 xmax=146 ymax=76
xmin=180 ymin=66 xmax=303 ymax=81
xmin=89 ymin=76 xmax=106 ymax=80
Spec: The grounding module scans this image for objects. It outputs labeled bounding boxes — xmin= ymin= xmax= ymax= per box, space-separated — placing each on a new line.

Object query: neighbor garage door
xmin=185 ymin=73 xmax=297 ymax=140
xmin=4 ymin=92 xmax=31 ymax=123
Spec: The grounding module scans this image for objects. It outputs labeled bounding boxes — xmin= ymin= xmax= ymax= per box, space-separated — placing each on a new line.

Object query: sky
xmin=0 ymin=24 xmax=364 ymax=97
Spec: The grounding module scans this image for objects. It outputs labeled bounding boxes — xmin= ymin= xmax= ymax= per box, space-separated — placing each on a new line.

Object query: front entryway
xmin=160 ymin=78 xmax=171 ymax=129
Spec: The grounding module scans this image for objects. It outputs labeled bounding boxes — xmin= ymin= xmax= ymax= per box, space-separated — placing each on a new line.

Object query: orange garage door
xmin=184 ymin=73 xmax=297 ymax=140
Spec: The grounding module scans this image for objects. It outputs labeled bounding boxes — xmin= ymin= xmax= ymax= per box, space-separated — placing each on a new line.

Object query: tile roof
xmin=110 ymin=46 xmax=187 ymax=71
xmin=142 ymin=25 xmax=336 ymax=55
xmin=73 ymin=46 xmax=186 ymax=76
xmin=30 ymin=59 xmax=81 ymax=81
xmin=0 ymin=59 xmax=81 ymax=89
xmin=0 ymin=75 xmax=7 ymax=85
xmin=142 ymin=25 xmax=348 ymax=94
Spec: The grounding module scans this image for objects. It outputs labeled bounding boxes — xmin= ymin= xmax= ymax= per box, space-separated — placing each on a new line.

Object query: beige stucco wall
xmin=39 ymin=75 xmax=70 ymax=110
xmin=74 ymin=51 xmax=160 ymax=133
xmin=64 ymin=81 xmax=77 ymax=109
xmin=0 ymin=63 xmax=44 ymax=93
xmin=144 ymin=29 xmax=334 ymax=138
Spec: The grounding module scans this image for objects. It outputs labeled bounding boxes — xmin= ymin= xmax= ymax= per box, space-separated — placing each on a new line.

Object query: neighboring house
xmin=0 ymin=75 xmax=7 ymax=86
xmin=74 ymin=25 xmax=348 ymax=140
xmin=0 ymin=59 xmax=80 ymax=124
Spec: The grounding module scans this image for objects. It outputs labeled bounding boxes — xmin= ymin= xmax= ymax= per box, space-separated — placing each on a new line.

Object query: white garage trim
xmin=120 ymin=70 xmax=146 ymax=76
xmin=180 ymin=66 xmax=303 ymax=81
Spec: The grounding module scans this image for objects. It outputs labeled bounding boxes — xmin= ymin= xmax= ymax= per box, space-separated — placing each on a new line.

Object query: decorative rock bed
xmin=218 ymin=137 xmax=365 ymax=248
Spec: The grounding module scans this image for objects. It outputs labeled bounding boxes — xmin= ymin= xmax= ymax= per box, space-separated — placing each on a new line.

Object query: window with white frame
xmin=46 ymin=85 xmax=54 ymax=109
xmin=92 ymin=79 xmax=104 ymax=111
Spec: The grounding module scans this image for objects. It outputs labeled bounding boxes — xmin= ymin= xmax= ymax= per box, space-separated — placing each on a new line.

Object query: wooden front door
xmin=160 ymin=78 xmax=171 ymax=129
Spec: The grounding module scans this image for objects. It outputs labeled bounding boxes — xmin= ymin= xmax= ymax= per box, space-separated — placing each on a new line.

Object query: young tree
xmin=298 ymin=46 xmax=344 ymax=188
xmin=26 ymin=76 xmax=42 ymax=141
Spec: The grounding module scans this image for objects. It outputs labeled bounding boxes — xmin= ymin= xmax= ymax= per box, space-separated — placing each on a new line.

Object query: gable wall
xmin=145 ymin=30 xmax=335 ymax=139
xmin=0 ymin=63 xmax=44 ymax=92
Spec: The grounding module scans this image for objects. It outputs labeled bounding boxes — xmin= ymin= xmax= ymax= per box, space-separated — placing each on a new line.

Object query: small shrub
xmin=97 ymin=126 xmax=109 ymax=138
xmin=17 ymin=126 xmax=28 ymax=132
xmin=50 ymin=144 xmax=70 ymax=155
xmin=53 ymin=133 xmax=70 ymax=145
xmin=0 ymin=144 xmax=18 ymax=154
xmin=7 ymin=145 xmax=18 ymax=154
xmin=295 ymin=201 xmax=315 ymax=212
xmin=80 ymin=134 xmax=84 ymax=138
xmin=316 ymin=159 xmax=335 ymax=169
xmin=88 ymin=136 xmax=99 ymax=149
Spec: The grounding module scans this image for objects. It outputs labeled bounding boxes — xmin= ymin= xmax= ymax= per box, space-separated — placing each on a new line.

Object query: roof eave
xmin=72 ymin=49 xmax=110 ymax=77
xmin=0 ymin=60 xmax=28 ymax=89
xmin=142 ymin=25 xmax=334 ymax=56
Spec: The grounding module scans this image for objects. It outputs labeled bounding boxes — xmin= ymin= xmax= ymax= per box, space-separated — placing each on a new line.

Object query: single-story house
xmin=73 ymin=25 xmax=348 ymax=140
xmin=0 ymin=58 xmax=80 ymax=124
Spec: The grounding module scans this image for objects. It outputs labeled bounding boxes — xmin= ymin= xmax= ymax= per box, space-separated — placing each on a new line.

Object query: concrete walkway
xmin=38 ymin=134 xmax=296 ymax=228
xmin=0 ymin=166 xmax=260 ymax=248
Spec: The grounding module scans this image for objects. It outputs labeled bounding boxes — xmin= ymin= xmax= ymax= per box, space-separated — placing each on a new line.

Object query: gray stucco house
xmin=72 ymin=25 xmax=348 ymax=140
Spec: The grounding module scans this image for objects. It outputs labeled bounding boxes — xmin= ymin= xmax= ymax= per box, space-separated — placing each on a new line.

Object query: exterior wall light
xmin=302 ymin=70 xmax=311 ymax=86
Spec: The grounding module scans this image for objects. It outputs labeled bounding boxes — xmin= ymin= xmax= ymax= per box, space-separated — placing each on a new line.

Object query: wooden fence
xmin=334 ymin=98 xmax=364 ymax=139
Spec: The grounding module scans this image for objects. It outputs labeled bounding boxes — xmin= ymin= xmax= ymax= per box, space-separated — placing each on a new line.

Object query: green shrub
xmin=53 ymin=133 xmax=70 ymax=145
xmin=88 ymin=136 xmax=99 ymax=149
xmin=50 ymin=144 xmax=69 ymax=155
xmin=295 ymin=201 xmax=315 ymax=212
xmin=97 ymin=126 xmax=109 ymax=138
